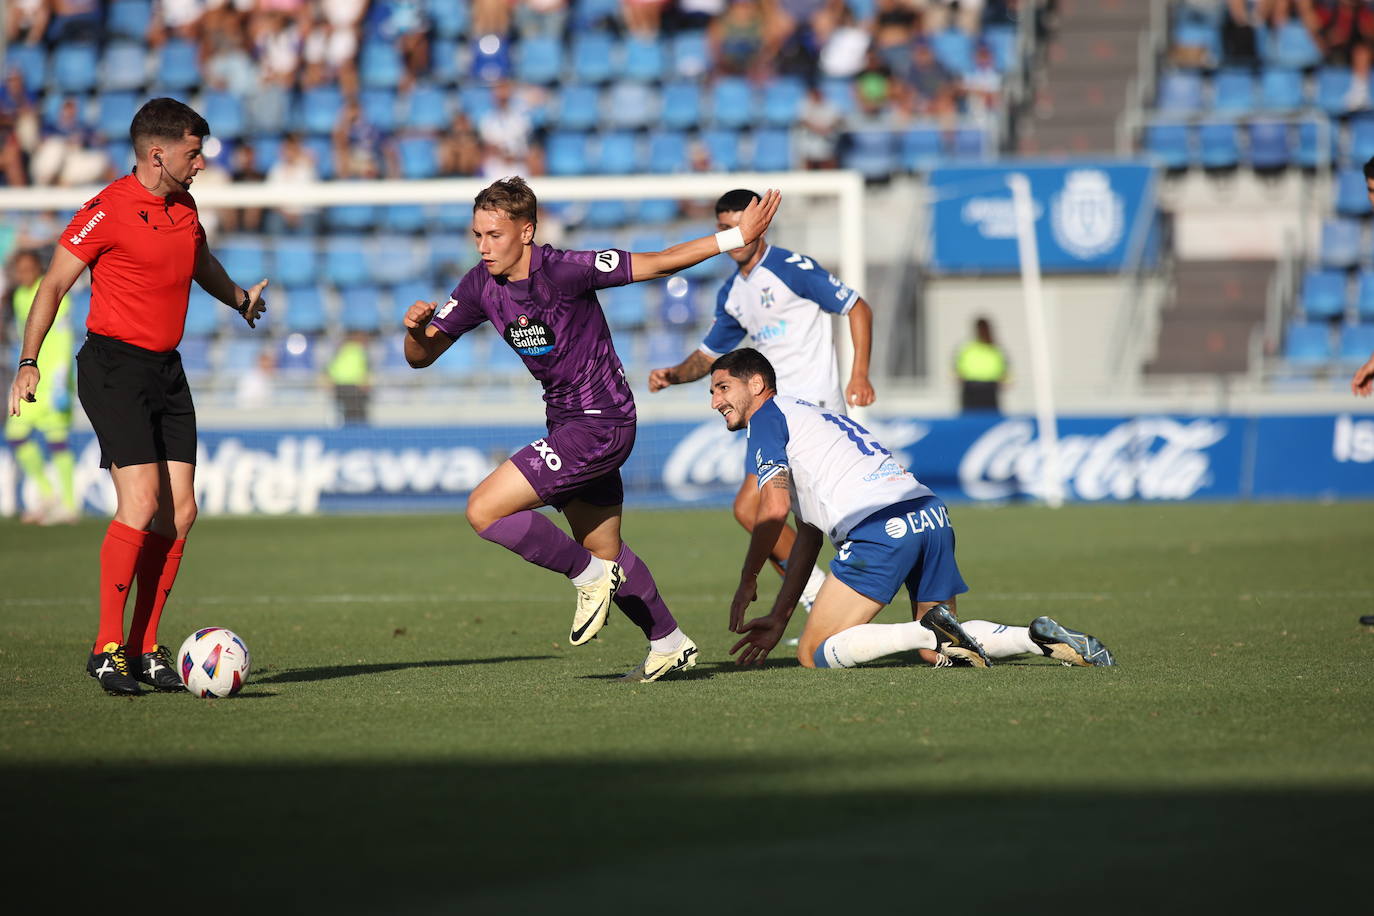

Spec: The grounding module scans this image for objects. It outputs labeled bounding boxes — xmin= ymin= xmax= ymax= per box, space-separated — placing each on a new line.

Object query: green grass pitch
xmin=3 ymin=502 xmax=1371 ymax=912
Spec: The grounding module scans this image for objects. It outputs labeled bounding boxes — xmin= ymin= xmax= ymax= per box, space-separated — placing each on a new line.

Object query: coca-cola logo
xmin=958 ymin=418 xmax=1228 ymax=502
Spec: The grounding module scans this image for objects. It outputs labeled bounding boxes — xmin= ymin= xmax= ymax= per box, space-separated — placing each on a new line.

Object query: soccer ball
xmin=177 ymin=627 xmax=251 ymax=698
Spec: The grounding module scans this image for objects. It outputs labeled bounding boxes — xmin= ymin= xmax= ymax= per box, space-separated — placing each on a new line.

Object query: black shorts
xmin=76 ymin=333 xmax=197 ymax=470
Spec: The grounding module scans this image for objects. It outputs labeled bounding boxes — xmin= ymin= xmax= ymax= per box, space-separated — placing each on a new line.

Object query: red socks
xmin=127 ymin=533 xmax=186 ymax=654
xmin=96 ymin=521 xmax=146 ymax=651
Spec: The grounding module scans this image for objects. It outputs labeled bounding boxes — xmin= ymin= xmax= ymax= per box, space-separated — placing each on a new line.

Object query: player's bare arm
xmin=1353 ymin=352 xmax=1374 ymax=396
xmin=729 ymin=468 xmax=793 ymax=632
xmin=402 ymin=300 xmax=455 ymax=368
xmin=648 ymin=348 xmax=714 ymax=392
xmin=846 ymin=297 xmax=876 ymax=407
xmin=731 ymin=521 xmax=822 ymax=665
xmin=193 ymin=244 xmax=268 ymax=328
xmin=630 ymin=189 xmax=781 ymax=282
xmin=8 ymin=246 xmax=84 ymax=417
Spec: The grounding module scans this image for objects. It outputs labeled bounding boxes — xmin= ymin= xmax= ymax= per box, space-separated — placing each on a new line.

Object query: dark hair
xmin=1364 ymin=155 xmax=1374 ymax=182
xmin=975 ymin=316 xmax=994 ymax=344
xmin=12 ymin=248 xmax=42 ymax=267
xmin=129 ymin=98 xmax=210 ymax=155
xmin=710 ymin=347 xmax=776 ymax=392
xmin=474 ymin=176 xmax=538 ymax=224
xmin=714 ymin=188 xmax=760 ymax=215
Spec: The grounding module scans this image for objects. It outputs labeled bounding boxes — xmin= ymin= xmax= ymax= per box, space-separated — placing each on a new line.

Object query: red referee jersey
xmin=59 ymin=173 xmax=206 ymax=352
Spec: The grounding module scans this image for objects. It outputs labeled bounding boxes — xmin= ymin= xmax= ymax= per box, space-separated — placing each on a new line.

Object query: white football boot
xmin=619 ymin=635 xmax=700 ymax=683
xmin=569 ymin=560 xmax=624 ymax=646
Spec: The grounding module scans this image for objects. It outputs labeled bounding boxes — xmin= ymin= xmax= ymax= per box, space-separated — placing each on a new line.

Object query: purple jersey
xmin=432 ymin=244 xmax=637 ymax=425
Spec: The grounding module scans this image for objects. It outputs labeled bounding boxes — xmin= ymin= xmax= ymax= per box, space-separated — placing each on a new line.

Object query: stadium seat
xmin=202 ymin=91 xmax=246 ymax=140
xmin=94 ymin=92 xmax=141 ymax=141
xmin=661 ymin=82 xmax=703 ymax=131
xmin=1259 ymin=68 xmax=1304 ymax=110
xmin=284 ymin=285 xmax=328 ymax=334
xmin=1350 ymin=113 xmax=1374 ymax=165
xmin=622 ymin=37 xmax=666 ymax=82
xmin=702 ymin=129 xmax=743 ymax=172
xmin=572 ymin=0 xmax=621 ymax=30
xmin=761 ymin=77 xmax=806 ymax=128
xmin=659 ymin=276 xmax=699 ymax=327
xmin=1297 ymin=120 xmax=1335 ymax=170
xmin=469 ymin=32 xmax=512 ymax=83
xmin=49 ymin=44 xmax=98 ymax=93
xmin=581 ymin=200 xmax=629 ymax=228
xmin=246 ymin=85 xmax=290 ymax=137
xmin=931 ymin=29 xmax=974 ymax=75
xmin=1357 ymin=270 xmax=1374 ymax=320
xmin=427 ymin=0 xmax=469 ymax=39
xmin=217 ymin=240 xmax=268 ymax=284
xmin=1157 ymin=70 xmax=1203 ymax=114
xmin=431 ymin=38 xmax=464 ymax=85
xmin=1334 ymin=168 xmax=1374 ymax=217
xmin=1320 ymin=219 xmax=1364 ymax=269
xmin=604 ymin=83 xmax=658 ymax=130
xmin=324 ymin=238 xmax=372 ymax=287
xmin=339 ymin=286 xmax=384 ymax=332
xmin=4 ymin=45 xmax=45 ymax=91
xmin=436 ymin=204 xmax=471 ymax=232
xmin=597 ymin=132 xmax=642 ymax=174
xmin=751 ymin=128 xmax=793 ymax=172
xmin=984 ymin=24 xmax=1018 ymax=72
xmin=556 ymin=85 xmax=601 ymax=131
xmin=647 ymin=132 xmax=689 ymax=173
xmin=361 ymin=39 xmax=404 ymax=90
xmin=276 ymin=333 xmax=320 ymax=372
xmin=1301 ymin=269 xmax=1349 ymax=320
xmin=515 ymin=35 xmax=563 ymax=84
xmin=458 ymin=85 xmax=495 ymax=123
xmin=1198 ymin=122 xmax=1240 ymax=170
xmin=1339 ymin=322 xmax=1374 ymax=362
xmin=901 ymin=126 xmax=943 ymax=171
xmin=711 ymin=78 xmax=756 ymax=129
xmin=401 ymin=84 xmax=451 ymax=131
xmin=671 ymin=31 xmax=711 ymax=79
xmin=219 ymin=337 xmax=261 ymax=373
xmin=639 ymin=199 xmax=679 ymax=222
xmin=389 ymin=280 xmax=435 ymax=325
xmin=949 ymin=127 xmax=987 ymax=160
xmin=155 ymin=39 xmax=200 ymax=92
xmin=396 ymin=135 xmax=440 ymax=179
xmin=178 ymin=335 xmax=213 ymax=376
xmin=1283 ymin=321 xmax=1334 ymax=364
xmin=272 ymin=238 xmax=318 ymax=288
xmin=360 ymin=88 xmax=400 ymax=134
xmin=99 ymin=42 xmax=147 ymax=93
xmin=571 ymin=31 xmax=618 ymax=84
xmin=547 ymin=132 xmax=592 ymax=175
xmin=1247 ymin=121 xmax=1291 ymax=172
xmin=324 ymin=203 xmax=374 ymax=234
xmin=1316 ymin=67 xmax=1358 ymax=115
xmin=820 ymin=78 xmax=853 ymax=112
xmin=184 ymin=288 xmax=222 ymax=337
xmin=1269 ymin=20 xmax=1323 ymax=70
xmin=1212 ymin=69 xmax=1255 ymax=114
xmin=843 ymin=130 xmax=898 ymax=181
xmin=382 ymin=204 xmax=427 ymax=234
xmin=1172 ymin=19 xmax=1221 ymax=65
xmin=301 ymin=136 xmax=336 ymax=179
xmin=369 ymin=237 xmax=428 ymax=286
xmin=601 ymin=284 xmax=650 ymax=329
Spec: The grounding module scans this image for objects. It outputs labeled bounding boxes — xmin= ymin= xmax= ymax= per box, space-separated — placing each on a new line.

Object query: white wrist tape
xmin=715 ymin=227 xmax=746 ymax=253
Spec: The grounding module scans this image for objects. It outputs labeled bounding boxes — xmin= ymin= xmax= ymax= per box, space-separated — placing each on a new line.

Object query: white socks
xmin=570 ymin=556 xmax=607 ymax=587
xmin=960 ymin=620 xmax=1039 ymax=658
xmin=650 ymin=627 xmax=687 ymax=654
xmin=815 ymin=621 xmax=935 ymax=668
xmin=800 ymin=567 xmax=826 ymax=609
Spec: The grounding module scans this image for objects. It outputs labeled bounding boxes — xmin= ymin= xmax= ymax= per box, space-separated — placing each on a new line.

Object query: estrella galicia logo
xmin=504 ymin=313 xmax=556 ymax=356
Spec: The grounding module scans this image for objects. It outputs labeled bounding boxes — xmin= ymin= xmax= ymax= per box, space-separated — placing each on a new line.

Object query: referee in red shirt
xmin=7 ymin=98 xmax=268 ymax=695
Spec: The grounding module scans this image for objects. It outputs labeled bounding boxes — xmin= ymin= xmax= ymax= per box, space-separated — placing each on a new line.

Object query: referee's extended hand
xmin=240 ymin=278 xmax=269 ymax=328
xmin=8 ymin=365 xmax=39 ymax=417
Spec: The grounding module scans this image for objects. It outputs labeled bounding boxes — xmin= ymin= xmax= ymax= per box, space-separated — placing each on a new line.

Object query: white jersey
xmin=747 ymin=395 xmax=932 ymax=544
xmin=699 ymin=245 xmax=858 ymax=410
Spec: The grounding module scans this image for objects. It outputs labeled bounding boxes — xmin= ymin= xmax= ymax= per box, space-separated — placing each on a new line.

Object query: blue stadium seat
xmin=661 ymin=82 xmax=703 ymax=131
xmin=1247 ymin=121 xmax=1290 ymax=172
xmin=155 ymin=39 xmax=200 ymax=92
xmin=901 ymin=126 xmax=943 ymax=170
xmin=1297 ymin=120 xmax=1335 ymax=170
xmin=515 ymin=35 xmax=563 ymax=84
xmin=761 ymin=77 xmax=806 ymax=128
xmin=597 ymin=132 xmax=641 ymax=174
xmin=458 ymin=85 xmax=495 ymax=123
xmin=397 ymin=135 xmax=440 ymax=179
xmin=184 ymin=288 xmax=222 ymax=336
xmin=604 ymin=83 xmax=658 ymax=130
xmin=299 ymin=86 xmax=344 ymax=135
xmin=1357 ymin=271 xmax=1374 ymax=320
xmin=1157 ymin=70 xmax=1203 ymax=113
xmin=572 ymin=0 xmax=621 ymax=29
xmin=1335 ymin=168 xmax=1374 ymax=216
xmin=339 ymin=286 xmax=383 ymax=332
xmin=931 ymin=29 xmax=974 ymax=75
xmin=49 ymin=44 xmax=98 ymax=93
xmin=711 ymin=78 xmax=756 ymax=129
xmin=469 ymin=32 xmax=512 ymax=83
xmin=571 ymin=31 xmax=618 ymax=84
xmin=427 ymin=0 xmax=469 ymax=39
xmin=178 ymin=335 xmax=213 ymax=376
xmin=623 ymin=37 xmax=666 ymax=82
xmin=94 ymin=92 xmax=141 ymax=141
xmin=601 ymin=284 xmax=649 ymax=329
xmin=246 ymin=85 xmax=290 ymax=137
xmin=1350 ymin=113 xmax=1374 ymax=165
xmin=1270 ymin=20 xmax=1323 ymax=70
xmin=389 ymin=281 xmax=436 ymax=325
xmin=272 ymin=238 xmax=318 ymax=288
xmin=401 ymin=84 xmax=450 ymax=131
xmin=583 ymin=200 xmax=630 ymax=228
xmin=1172 ymin=20 xmax=1221 ymax=64
xmin=1301 ymin=269 xmax=1349 ymax=320
xmin=436 ymin=204 xmax=471 ymax=232
xmin=276 ymin=333 xmax=320 ymax=373
xmin=360 ymin=88 xmax=399 ymax=134
xmin=100 ymin=42 xmax=147 ymax=93
xmin=325 ymin=203 xmax=375 ymax=233
xmin=361 ymin=39 xmax=404 ymax=90
xmin=671 ymin=31 xmax=711 ymax=79
xmin=1316 ymin=67 xmax=1357 ymax=115
xmin=369 ymin=237 xmax=428 ymax=286
xmin=984 ymin=24 xmax=1018 ymax=72
xmin=659 ymin=277 xmax=699 ymax=327
xmin=547 ymin=132 xmax=592 ymax=175
xmin=1198 ymin=122 xmax=1240 ymax=170
xmin=843 ymin=130 xmax=897 ymax=181
xmin=4 ymin=45 xmax=45 ymax=90
xmin=1283 ymin=321 xmax=1333 ymax=365
xmin=284 ymin=285 xmax=328 ymax=334
xmin=820 ymin=77 xmax=852 ymax=112
xmin=1259 ymin=68 xmax=1304 ymax=110
xmin=1212 ymin=69 xmax=1255 ymax=114
xmin=751 ymin=128 xmax=792 ymax=171
xmin=431 ymin=38 xmax=463 ymax=84
xmin=949 ymin=127 xmax=987 ymax=160
xmin=1321 ymin=219 xmax=1364 ymax=269
xmin=106 ymin=141 xmax=135 ymax=172
xmin=702 ymin=129 xmax=742 ymax=172
xmin=221 ymin=337 xmax=266 ymax=375
xmin=202 ymin=91 xmax=246 ymax=140
xmin=301 ymin=135 xmax=336 ymax=179
xmin=217 ymin=240 xmax=268 ymax=283
xmin=382 ymin=204 xmax=427 ymax=234
xmin=1145 ymin=124 xmax=1191 ymax=170
xmin=639 ymin=199 xmax=679 ymax=222
xmin=324 ymin=238 xmax=372 ymax=287
xmin=648 ymin=132 xmax=689 ymax=173
xmin=556 ymin=85 xmax=601 ymax=131
xmin=1340 ymin=322 xmax=1374 ymax=361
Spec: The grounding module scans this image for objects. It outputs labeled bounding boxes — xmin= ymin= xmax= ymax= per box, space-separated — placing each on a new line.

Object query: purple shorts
xmin=513 ymin=418 xmax=635 ymax=510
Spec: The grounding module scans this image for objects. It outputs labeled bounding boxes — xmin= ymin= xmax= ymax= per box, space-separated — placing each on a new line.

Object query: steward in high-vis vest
xmin=956 ymin=317 xmax=1007 ymax=412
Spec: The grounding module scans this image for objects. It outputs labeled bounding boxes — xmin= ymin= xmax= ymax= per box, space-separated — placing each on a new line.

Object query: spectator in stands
xmin=875 ymin=0 xmax=924 ymax=77
xmin=478 ymin=80 xmax=543 ymax=178
xmin=709 ymin=0 xmax=785 ymax=78
xmin=236 ymin=347 xmax=277 ymax=411
xmin=439 ymin=114 xmax=484 ymax=176
xmin=1221 ymin=0 xmax=1286 ymax=69
xmin=5 ymin=0 xmax=50 ymax=46
xmin=674 ymin=0 xmax=729 ymax=32
xmin=0 ymin=107 xmax=28 ymax=188
xmin=47 ymin=0 xmax=102 ymax=43
xmin=1 ymin=68 xmax=39 ymax=173
xmin=149 ymin=0 xmax=208 ymax=46
xmin=377 ymin=0 xmax=430 ymax=89
xmin=266 ymin=133 xmax=320 ymax=233
xmin=30 ymin=98 xmax=110 ymax=188
xmin=328 ymin=331 xmax=373 ymax=426
xmin=252 ymin=8 xmax=306 ymax=89
xmin=204 ymin=21 xmax=261 ymax=97
xmin=798 ymin=83 xmax=844 ymax=167
xmin=1296 ymin=0 xmax=1374 ymax=108
xmin=854 ymin=53 xmax=900 ymax=125
xmin=333 ymin=100 xmax=383 ymax=180
xmin=962 ymin=42 xmax=1003 ymax=116
xmin=955 ymin=316 xmax=1008 ymax=412
xmin=224 ymin=141 xmax=266 ymax=233
xmin=303 ymin=5 xmax=362 ymax=94
xmin=473 ymin=0 xmax=514 ymax=36
xmin=903 ymin=37 xmax=960 ymax=118
xmin=816 ymin=3 xmax=872 ymax=79
xmin=927 ymin=0 xmax=985 ymax=35
xmin=517 ymin=0 xmax=571 ymax=38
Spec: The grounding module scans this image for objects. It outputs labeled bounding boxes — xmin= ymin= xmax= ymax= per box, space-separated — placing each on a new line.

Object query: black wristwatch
xmin=235 ymin=296 xmax=251 ymax=315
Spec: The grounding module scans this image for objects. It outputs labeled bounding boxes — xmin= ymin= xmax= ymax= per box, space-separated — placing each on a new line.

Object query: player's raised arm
xmin=630 ymin=189 xmax=781 ymax=282
xmin=194 ymin=244 xmax=268 ymax=328
xmin=402 ymin=300 xmax=455 ymax=368
xmin=8 ymin=246 xmax=85 ymax=416
xmin=648 ymin=348 xmax=714 ymax=392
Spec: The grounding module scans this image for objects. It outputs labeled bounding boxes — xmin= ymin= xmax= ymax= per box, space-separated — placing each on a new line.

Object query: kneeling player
xmin=709 ymin=348 xmax=1115 ymax=669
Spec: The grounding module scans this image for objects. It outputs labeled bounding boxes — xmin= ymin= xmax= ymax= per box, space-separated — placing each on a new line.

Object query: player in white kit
xmin=708 ymin=348 xmax=1116 ymax=670
xmin=649 ymin=189 xmax=875 ymax=610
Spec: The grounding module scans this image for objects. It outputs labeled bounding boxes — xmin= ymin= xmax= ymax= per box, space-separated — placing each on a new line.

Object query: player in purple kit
xmin=403 ymin=177 xmax=781 ymax=681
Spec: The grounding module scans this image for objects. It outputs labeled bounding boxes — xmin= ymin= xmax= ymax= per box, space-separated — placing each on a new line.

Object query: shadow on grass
xmin=256 ymin=655 xmax=556 ymax=684
xmin=9 ymin=757 xmax=1366 ymax=913
xmin=579 ymin=657 xmax=800 ymax=681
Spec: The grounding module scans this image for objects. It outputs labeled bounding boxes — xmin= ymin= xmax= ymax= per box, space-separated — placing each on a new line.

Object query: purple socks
xmin=478 ymin=511 xmax=591 ymax=577
xmin=610 ymin=542 xmax=679 ymax=640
